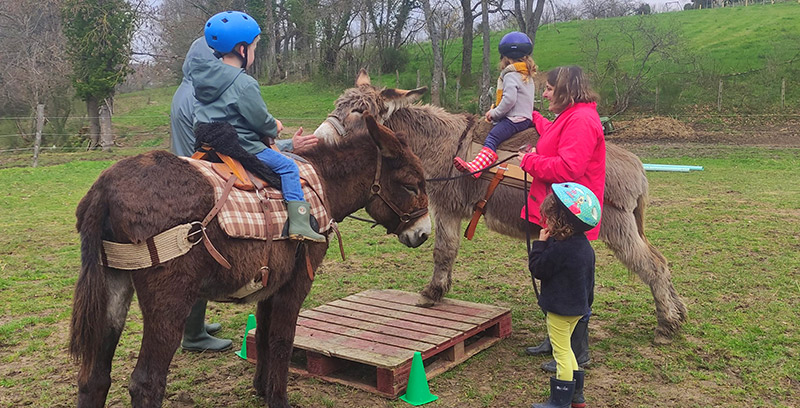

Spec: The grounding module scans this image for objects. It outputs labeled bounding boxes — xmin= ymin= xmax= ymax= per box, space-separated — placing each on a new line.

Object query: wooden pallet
xmin=245 ymin=289 xmax=511 ymax=398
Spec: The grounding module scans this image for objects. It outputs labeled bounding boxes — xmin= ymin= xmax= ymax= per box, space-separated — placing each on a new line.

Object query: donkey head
xmin=357 ymin=112 xmax=430 ymax=248
xmin=315 ymin=69 xmax=427 ymax=144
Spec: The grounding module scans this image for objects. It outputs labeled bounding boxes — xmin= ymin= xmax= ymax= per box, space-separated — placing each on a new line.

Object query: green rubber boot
xmin=287 ymin=201 xmax=326 ymax=242
xmin=182 ymin=300 xmax=232 ymax=352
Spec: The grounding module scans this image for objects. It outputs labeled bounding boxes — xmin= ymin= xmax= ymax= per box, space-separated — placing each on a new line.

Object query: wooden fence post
xmin=717 ymin=79 xmax=723 ymax=112
xmin=781 ymin=78 xmax=786 ymax=110
xmin=396 ymin=70 xmax=400 ymax=87
xmin=32 ymin=104 xmax=44 ymax=168
xmin=655 ymin=87 xmax=660 ymax=113
xmin=416 ymin=70 xmax=420 ymax=88
xmin=455 ymin=78 xmax=461 ymax=106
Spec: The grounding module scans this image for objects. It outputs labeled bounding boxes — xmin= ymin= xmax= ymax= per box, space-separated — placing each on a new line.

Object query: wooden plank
xmin=311 ymin=304 xmax=461 ymax=338
xmin=296 ymin=316 xmax=435 ymax=351
xmin=358 ymin=289 xmax=509 ymax=318
xmin=328 ymin=299 xmax=476 ymax=332
xmin=343 ymin=294 xmax=486 ymax=325
xmin=293 ymin=326 xmax=411 ymax=367
xmin=299 ymin=310 xmax=450 ymax=345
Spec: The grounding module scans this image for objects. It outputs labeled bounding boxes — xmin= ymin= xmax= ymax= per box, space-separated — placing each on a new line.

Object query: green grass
xmin=0 ymin=144 xmax=798 ymax=407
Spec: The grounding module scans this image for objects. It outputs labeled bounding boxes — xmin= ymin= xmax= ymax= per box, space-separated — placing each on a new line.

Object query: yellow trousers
xmin=546 ymin=312 xmax=582 ymax=381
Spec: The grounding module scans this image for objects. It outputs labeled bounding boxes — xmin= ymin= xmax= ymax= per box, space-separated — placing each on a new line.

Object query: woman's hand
xmin=517 ymin=147 xmax=535 ymax=162
xmin=291 ymin=127 xmax=318 ymax=150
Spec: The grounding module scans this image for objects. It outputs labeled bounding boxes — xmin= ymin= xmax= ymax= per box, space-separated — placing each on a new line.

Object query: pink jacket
xmin=519 ymin=102 xmax=606 ymax=240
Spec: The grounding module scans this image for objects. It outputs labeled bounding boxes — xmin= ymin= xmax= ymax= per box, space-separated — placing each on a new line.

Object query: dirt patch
xmin=606 ymin=115 xmax=800 ymax=147
xmin=608 ymin=116 xmax=697 ymax=143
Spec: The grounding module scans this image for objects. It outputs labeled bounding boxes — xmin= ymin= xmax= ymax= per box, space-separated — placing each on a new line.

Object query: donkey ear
xmin=364 ymin=112 xmax=402 ymax=158
xmin=380 ymin=87 xmax=426 ymax=104
xmin=356 ymin=68 xmax=371 ymax=86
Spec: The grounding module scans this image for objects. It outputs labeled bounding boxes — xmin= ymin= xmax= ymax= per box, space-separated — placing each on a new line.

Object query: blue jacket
xmin=529 ymin=234 xmax=595 ymax=317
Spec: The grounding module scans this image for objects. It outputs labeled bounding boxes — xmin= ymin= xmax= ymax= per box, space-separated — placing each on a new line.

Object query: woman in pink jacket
xmin=518 ymin=66 xmax=605 ymax=403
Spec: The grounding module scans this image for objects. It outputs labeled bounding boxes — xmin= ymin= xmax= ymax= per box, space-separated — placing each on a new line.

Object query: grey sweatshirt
xmin=489 ymin=70 xmax=535 ymax=122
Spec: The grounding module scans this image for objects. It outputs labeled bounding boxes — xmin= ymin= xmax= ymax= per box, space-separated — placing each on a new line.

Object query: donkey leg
xmin=77 ymin=270 xmax=134 ymax=408
xmin=252 ymin=298 xmax=274 ymax=398
xmin=128 ymin=270 xmax=195 ymax=407
xmin=600 ymin=205 xmax=686 ymax=344
xmin=419 ymin=210 xmax=463 ymax=306
xmin=256 ymin=272 xmax=312 ymax=408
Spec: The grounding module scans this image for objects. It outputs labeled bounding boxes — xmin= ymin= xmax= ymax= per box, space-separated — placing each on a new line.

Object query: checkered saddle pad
xmin=182 ymin=157 xmax=331 ymax=241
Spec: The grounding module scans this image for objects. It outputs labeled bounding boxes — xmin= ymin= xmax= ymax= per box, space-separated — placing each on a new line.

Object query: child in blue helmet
xmin=454 ymin=31 xmax=537 ymax=177
xmin=190 ymin=10 xmax=324 ymax=242
xmin=529 ymin=182 xmax=600 ymax=408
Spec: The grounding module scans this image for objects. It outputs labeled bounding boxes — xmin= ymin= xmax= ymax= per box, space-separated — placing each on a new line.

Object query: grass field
xmin=1 ymin=141 xmax=798 ymax=407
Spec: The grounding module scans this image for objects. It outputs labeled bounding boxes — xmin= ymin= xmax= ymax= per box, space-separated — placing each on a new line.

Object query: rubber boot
xmin=542 ymin=319 xmax=590 ymax=373
xmin=453 ymin=146 xmax=499 ymax=178
xmin=205 ymin=322 xmax=221 ymax=335
xmin=531 ymin=377 xmax=576 ymax=408
xmin=182 ymin=300 xmax=233 ymax=352
xmin=571 ymin=370 xmax=586 ymax=408
xmin=287 ymin=201 xmax=326 ymax=242
xmin=525 ymin=335 xmax=553 ymax=356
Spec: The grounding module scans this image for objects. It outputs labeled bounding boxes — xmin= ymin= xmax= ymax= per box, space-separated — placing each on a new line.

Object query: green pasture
xmin=0 ymin=143 xmax=798 ymax=407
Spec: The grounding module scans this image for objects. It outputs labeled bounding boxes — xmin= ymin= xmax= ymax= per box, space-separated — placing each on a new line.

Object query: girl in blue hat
xmin=529 ymin=182 xmax=600 ymax=408
xmin=454 ymin=31 xmax=537 ymax=177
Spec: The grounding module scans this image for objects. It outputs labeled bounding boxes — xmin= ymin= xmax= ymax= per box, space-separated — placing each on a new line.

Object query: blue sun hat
xmin=552 ymin=182 xmax=601 ymax=230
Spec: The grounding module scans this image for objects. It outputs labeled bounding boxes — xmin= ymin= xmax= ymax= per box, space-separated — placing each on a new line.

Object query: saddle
xmin=184 ymin=147 xmax=331 ymax=242
xmin=459 ymin=121 xmax=540 ymax=240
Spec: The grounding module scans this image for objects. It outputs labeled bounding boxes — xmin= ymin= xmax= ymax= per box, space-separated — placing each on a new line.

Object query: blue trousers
xmin=485 ymin=118 xmax=532 ymax=151
xmin=255 ymin=148 xmax=304 ymax=202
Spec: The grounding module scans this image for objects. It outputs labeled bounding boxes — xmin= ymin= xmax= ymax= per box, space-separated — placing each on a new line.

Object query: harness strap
xmin=464 ymin=165 xmax=507 ymax=240
xmin=250 ymin=172 xmax=273 ymax=285
xmin=199 ymin=176 xmax=237 ymax=269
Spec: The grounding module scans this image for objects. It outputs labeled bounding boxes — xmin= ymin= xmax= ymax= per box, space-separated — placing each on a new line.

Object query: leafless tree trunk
xmin=460 ymin=0 xmax=476 ymax=86
xmin=513 ymin=0 xmax=545 ymax=48
xmin=99 ymin=100 xmax=114 ymax=152
xmin=479 ymin=0 xmax=492 ymax=112
xmin=86 ymin=97 xmax=101 ymax=150
xmin=421 ymin=0 xmax=442 ymax=106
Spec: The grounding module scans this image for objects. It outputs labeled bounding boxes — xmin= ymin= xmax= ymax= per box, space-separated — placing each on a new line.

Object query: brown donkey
xmin=69 ymin=113 xmax=430 ymax=408
xmin=314 ymin=70 xmax=687 ymax=343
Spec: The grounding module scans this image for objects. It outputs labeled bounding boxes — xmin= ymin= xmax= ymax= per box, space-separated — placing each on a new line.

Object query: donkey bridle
xmin=327 ymin=113 xmax=427 ymax=234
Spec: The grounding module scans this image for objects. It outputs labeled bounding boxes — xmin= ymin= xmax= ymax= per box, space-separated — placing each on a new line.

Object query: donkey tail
xmin=69 ymin=182 xmax=111 ymax=377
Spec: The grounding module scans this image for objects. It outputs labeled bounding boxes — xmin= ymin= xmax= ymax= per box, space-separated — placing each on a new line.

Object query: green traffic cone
xmin=399 ymin=351 xmax=438 ymax=406
xmin=235 ymin=314 xmax=256 ymax=360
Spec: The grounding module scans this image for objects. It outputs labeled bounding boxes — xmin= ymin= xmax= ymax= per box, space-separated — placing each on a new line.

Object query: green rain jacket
xmin=190 ymin=58 xmax=277 ymax=155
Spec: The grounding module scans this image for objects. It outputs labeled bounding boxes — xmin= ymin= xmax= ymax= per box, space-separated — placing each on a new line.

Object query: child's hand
xmin=275 ymin=119 xmax=284 ymax=133
xmin=484 ymin=110 xmax=493 ymax=122
xmin=538 ymin=228 xmax=550 ymax=241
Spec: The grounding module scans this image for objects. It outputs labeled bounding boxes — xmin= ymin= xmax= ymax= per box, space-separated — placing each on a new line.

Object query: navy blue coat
xmin=529 ymin=234 xmax=595 ymax=317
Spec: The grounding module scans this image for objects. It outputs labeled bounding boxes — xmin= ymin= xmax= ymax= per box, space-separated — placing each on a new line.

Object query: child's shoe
xmin=287 ymin=201 xmax=326 ymax=242
xmin=453 ymin=146 xmax=499 ymax=178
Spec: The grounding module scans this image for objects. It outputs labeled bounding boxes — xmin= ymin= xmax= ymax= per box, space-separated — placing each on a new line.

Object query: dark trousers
xmin=485 ymin=117 xmax=532 ymax=151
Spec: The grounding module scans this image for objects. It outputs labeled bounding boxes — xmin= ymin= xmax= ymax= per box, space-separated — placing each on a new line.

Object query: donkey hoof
xmin=653 ymin=330 xmax=673 ymax=345
xmin=415 ymin=295 xmax=436 ymax=308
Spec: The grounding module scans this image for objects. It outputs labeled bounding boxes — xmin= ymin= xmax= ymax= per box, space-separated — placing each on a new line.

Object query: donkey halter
xmin=369 ymin=146 xmax=428 ymax=235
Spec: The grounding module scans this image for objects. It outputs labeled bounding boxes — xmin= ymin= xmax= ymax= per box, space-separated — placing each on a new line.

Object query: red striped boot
xmin=453 ymin=147 xmax=499 ymax=178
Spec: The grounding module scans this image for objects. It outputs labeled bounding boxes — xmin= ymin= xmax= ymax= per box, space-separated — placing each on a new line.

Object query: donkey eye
xmin=402 ymin=184 xmax=419 ymax=195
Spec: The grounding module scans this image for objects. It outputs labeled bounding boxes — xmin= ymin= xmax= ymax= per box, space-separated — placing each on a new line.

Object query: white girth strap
xmin=100 ymin=223 xmax=200 ymax=270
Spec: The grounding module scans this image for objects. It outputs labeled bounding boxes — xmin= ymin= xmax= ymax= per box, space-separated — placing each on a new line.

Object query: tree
xmin=0 ymin=0 xmax=73 ymax=144
xmin=62 ymin=0 xmax=136 ymax=151
xmin=580 ymin=15 xmax=682 ymax=113
xmin=513 ymin=0 xmax=545 ymax=48
xmin=420 ymin=0 xmax=443 ymax=105
xmin=478 ymin=0 xmax=492 ymax=112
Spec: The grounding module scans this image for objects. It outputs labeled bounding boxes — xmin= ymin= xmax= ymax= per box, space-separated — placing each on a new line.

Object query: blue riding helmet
xmin=552 ymin=182 xmax=601 ymax=230
xmin=204 ymin=11 xmax=261 ymax=54
xmin=498 ymin=31 xmax=533 ymax=59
